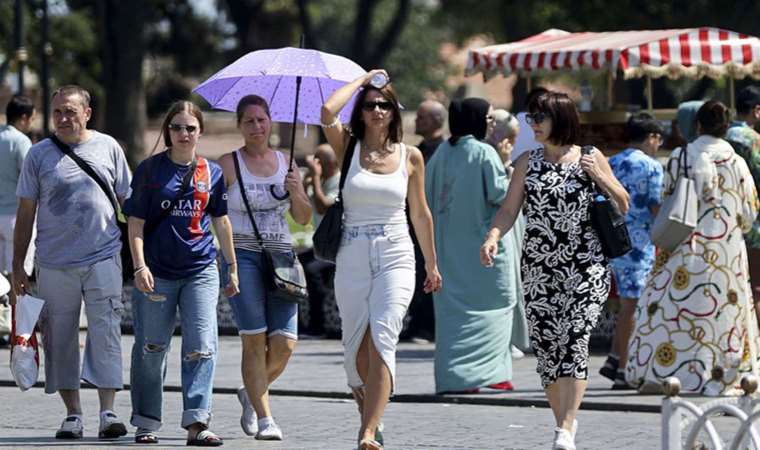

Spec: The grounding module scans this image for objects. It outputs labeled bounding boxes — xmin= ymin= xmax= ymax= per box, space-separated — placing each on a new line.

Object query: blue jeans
xmin=223 ymin=248 xmax=298 ymax=339
xmin=130 ymin=263 xmax=219 ymax=431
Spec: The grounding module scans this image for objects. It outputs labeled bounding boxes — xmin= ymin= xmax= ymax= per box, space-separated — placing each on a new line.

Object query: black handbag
xmin=232 ymin=152 xmax=308 ymax=305
xmin=583 ymin=146 xmax=632 ymax=259
xmin=313 ymin=136 xmax=357 ymax=263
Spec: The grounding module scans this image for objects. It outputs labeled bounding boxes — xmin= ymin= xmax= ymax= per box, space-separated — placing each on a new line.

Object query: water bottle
xmin=369 ymin=72 xmax=389 ymax=89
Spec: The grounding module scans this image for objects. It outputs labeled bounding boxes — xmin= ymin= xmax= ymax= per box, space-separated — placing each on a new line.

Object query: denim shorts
xmin=223 ymin=248 xmax=298 ymax=340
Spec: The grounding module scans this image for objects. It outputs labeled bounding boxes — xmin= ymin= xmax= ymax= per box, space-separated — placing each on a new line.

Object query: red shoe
xmin=487 ymin=381 xmax=514 ymax=391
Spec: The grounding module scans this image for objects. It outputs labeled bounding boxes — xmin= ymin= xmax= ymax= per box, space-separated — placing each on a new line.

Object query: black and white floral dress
xmin=522 ymin=149 xmax=610 ymax=387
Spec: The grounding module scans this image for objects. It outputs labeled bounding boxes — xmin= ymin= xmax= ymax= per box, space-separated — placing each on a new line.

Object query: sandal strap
xmin=195 ymin=430 xmax=221 ymax=441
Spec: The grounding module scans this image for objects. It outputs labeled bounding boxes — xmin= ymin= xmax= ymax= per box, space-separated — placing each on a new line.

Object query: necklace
xmin=362 ymin=143 xmax=395 ymax=164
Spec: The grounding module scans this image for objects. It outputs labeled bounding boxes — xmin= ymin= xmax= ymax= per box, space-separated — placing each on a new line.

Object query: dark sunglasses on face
xmin=362 ymin=101 xmax=394 ymax=112
xmin=525 ymin=112 xmax=548 ymax=125
xmin=168 ymin=123 xmax=198 ymax=133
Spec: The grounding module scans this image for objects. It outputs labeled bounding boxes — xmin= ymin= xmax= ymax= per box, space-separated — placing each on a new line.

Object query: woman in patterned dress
xmin=626 ymin=100 xmax=760 ymax=396
xmin=480 ymin=91 xmax=629 ymax=450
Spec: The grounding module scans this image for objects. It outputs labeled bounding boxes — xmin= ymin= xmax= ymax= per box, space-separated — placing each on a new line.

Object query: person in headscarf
xmin=626 ymin=100 xmax=759 ymax=396
xmin=425 ymin=98 xmax=520 ymax=393
xmin=676 ymin=100 xmax=705 ymax=143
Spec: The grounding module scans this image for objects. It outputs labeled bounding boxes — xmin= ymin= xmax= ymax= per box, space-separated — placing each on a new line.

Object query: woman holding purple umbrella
xmin=320 ymin=70 xmax=442 ymax=450
xmin=217 ymin=95 xmax=311 ymax=442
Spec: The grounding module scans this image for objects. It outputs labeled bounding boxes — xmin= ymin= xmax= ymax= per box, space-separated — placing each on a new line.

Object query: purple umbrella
xmin=194 ymin=47 xmax=366 ymax=125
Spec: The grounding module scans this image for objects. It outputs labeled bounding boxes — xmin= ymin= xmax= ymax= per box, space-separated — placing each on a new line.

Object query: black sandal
xmin=135 ymin=430 xmax=159 ymax=444
xmin=187 ymin=429 xmax=224 ymax=447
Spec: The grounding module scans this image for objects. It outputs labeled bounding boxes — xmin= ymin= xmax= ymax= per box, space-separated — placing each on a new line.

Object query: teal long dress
xmin=425 ymin=135 xmax=519 ymax=393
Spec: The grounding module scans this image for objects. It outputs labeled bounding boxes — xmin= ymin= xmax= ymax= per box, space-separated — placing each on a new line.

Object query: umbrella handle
xmin=288 ymin=75 xmax=302 ymax=173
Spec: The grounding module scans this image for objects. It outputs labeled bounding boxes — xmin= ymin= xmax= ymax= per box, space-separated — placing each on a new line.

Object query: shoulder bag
xmin=650 ymin=145 xmax=698 ymax=252
xmin=232 ymin=152 xmax=308 ymax=305
xmin=312 ymin=135 xmax=357 ymax=263
xmin=583 ymin=146 xmax=632 ymax=258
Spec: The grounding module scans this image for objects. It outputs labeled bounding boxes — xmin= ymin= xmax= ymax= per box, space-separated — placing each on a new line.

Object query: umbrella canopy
xmin=467 ymin=27 xmax=760 ymax=81
xmin=194 ymin=47 xmax=367 ymax=124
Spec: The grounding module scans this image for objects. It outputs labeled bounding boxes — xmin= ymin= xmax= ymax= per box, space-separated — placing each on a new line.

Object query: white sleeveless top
xmin=343 ymin=141 xmax=408 ymax=227
xmin=227 ymin=150 xmax=293 ymax=252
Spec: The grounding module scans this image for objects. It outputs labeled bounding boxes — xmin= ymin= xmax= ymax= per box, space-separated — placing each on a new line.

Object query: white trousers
xmin=334 ymin=224 xmax=415 ymax=393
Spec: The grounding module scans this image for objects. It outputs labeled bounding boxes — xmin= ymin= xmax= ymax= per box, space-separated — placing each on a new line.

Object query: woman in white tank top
xmin=321 ymin=70 xmax=442 ymax=450
xmin=217 ymin=95 xmax=312 ymax=441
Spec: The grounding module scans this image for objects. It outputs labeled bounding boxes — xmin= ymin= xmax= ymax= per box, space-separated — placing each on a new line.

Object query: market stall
xmin=466 ymin=27 xmax=760 ymax=150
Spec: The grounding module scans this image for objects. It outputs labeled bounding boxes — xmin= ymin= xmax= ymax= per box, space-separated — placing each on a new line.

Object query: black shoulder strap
xmin=232 ymin=151 xmax=266 ymax=247
xmin=143 ymin=153 xmax=197 ymax=236
xmin=50 ymin=134 xmax=120 ymax=214
xmin=337 ymin=135 xmax=358 ymax=203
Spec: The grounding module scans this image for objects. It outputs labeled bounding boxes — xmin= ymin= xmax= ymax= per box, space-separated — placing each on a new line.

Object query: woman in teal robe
xmin=425 ymin=98 xmax=519 ymax=393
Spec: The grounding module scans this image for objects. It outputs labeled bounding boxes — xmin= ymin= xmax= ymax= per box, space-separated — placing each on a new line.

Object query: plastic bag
xmin=10 ymin=295 xmax=45 ymax=391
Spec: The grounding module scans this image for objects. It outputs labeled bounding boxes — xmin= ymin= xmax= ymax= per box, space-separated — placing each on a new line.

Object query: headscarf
xmin=676 ymin=100 xmax=705 ymax=143
xmin=448 ymin=97 xmax=490 ymax=145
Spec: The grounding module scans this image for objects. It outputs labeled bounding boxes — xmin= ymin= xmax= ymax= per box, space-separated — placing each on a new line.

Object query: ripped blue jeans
xmin=130 ymin=263 xmax=219 ymax=431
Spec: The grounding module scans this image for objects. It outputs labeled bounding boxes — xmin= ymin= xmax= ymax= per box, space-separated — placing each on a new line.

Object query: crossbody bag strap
xmin=336 ymin=135 xmax=358 ymax=203
xmin=143 ymin=153 xmax=198 ymax=236
xmin=50 ymin=135 xmax=120 ymax=215
xmin=232 ymin=151 xmax=266 ymax=248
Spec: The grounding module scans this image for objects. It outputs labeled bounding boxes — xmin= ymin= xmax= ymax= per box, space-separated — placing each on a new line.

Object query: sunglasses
xmin=525 ymin=112 xmax=548 ymax=125
xmin=168 ymin=124 xmax=198 ymax=133
xmin=362 ymin=101 xmax=394 ymax=112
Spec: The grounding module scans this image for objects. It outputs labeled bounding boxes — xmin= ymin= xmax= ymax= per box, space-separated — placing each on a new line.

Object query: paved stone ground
xmin=0 ymin=386 xmax=663 ymax=450
xmin=0 ymin=334 xmax=753 ymax=449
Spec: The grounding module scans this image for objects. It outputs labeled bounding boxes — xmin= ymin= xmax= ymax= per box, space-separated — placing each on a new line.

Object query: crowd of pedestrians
xmin=2 ymin=76 xmax=760 ymax=450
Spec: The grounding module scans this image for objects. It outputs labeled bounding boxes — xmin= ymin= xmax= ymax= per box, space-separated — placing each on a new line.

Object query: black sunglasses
xmin=362 ymin=101 xmax=394 ymax=112
xmin=168 ymin=123 xmax=198 ymax=133
xmin=525 ymin=112 xmax=548 ymax=125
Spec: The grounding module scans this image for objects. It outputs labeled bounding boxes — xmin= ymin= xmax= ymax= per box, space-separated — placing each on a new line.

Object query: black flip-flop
xmin=187 ymin=429 xmax=224 ymax=447
xmin=135 ymin=431 xmax=159 ymax=444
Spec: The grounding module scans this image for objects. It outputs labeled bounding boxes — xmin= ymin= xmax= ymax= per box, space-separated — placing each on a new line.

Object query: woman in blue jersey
xmin=124 ymin=100 xmax=239 ymax=446
xmin=217 ymin=95 xmax=311 ymax=441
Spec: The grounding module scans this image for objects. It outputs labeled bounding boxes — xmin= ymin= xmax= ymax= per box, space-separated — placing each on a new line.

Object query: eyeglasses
xmin=525 ymin=112 xmax=548 ymax=125
xmin=168 ymin=124 xmax=198 ymax=133
xmin=362 ymin=101 xmax=394 ymax=112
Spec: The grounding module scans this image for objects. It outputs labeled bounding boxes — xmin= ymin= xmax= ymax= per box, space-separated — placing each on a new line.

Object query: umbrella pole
xmin=645 ymin=75 xmax=653 ymax=112
xmin=729 ymin=76 xmax=736 ymax=111
xmin=288 ymin=75 xmax=302 ymax=172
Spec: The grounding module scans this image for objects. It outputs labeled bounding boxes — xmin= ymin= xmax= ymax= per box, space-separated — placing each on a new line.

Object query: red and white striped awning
xmin=466 ymin=28 xmax=760 ymax=80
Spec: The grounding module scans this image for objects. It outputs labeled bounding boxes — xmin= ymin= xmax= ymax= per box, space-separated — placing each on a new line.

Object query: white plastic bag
xmin=11 ymin=294 xmax=45 ymax=391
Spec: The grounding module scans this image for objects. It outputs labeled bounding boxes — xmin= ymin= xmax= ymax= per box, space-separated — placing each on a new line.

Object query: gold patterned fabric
xmin=626 ymin=135 xmax=760 ymax=395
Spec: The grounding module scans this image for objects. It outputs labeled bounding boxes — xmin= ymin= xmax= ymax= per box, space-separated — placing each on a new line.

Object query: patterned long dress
xmin=626 ymin=136 xmax=760 ymax=395
xmin=522 ymin=149 xmax=611 ymax=387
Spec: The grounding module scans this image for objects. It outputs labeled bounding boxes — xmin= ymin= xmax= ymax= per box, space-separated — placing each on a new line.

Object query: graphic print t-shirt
xmin=123 ymin=152 xmax=227 ymax=279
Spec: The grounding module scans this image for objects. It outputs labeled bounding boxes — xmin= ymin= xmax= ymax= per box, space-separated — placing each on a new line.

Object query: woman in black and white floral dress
xmin=480 ymin=92 xmax=629 ymax=450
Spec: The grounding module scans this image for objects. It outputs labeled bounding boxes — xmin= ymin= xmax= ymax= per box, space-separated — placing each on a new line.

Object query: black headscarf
xmin=448 ymin=97 xmax=491 ymax=145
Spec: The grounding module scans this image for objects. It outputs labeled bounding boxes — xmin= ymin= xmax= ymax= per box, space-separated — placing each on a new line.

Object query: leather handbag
xmin=650 ymin=145 xmax=698 ymax=252
xmin=583 ymin=146 xmax=632 ymax=259
xmin=313 ymin=136 xmax=357 ymax=263
xmin=232 ymin=153 xmax=308 ymax=305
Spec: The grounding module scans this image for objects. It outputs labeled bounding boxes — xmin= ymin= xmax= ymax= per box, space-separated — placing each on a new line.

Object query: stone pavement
xmin=0 ymin=334 xmax=740 ymax=449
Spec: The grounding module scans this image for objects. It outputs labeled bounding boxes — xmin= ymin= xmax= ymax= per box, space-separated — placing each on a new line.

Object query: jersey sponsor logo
xmin=196 ymin=180 xmax=208 ymax=193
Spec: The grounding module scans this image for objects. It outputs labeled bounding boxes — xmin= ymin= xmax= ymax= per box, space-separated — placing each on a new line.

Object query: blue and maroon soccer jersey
xmin=123 ymin=152 xmax=228 ymax=280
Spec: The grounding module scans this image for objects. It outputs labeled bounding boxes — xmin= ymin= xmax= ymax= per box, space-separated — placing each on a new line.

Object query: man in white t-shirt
xmin=511 ymin=87 xmax=549 ymax=161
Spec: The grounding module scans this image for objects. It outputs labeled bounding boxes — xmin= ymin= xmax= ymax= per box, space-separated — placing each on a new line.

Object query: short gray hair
xmin=52 ymin=85 xmax=91 ymax=108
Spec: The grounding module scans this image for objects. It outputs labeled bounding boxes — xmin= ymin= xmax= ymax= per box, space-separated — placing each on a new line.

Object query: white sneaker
xmin=553 ymin=427 xmax=576 ymax=450
xmin=56 ymin=415 xmax=83 ymax=439
xmin=98 ymin=411 xmax=127 ymax=440
xmin=255 ymin=418 xmax=283 ymax=441
xmin=237 ymin=386 xmax=257 ymax=436
xmin=571 ymin=419 xmax=578 ymax=439
xmin=511 ymin=345 xmax=525 ymax=359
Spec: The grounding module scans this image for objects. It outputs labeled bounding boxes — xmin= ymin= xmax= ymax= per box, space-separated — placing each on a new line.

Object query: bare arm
xmin=406 ymin=147 xmax=442 ymax=293
xmin=284 ymin=160 xmax=312 ymax=225
xmin=128 ymin=216 xmax=154 ymax=293
xmin=320 ymin=69 xmax=381 ymax=162
xmin=11 ymin=198 xmax=37 ymax=298
xmin=480 ymin=153 xmax=529 ymax=266
xmin=582 ymin=150 xmax=630 ymax=215
xmin=212 ymin=215 xmax=240 ymax=297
